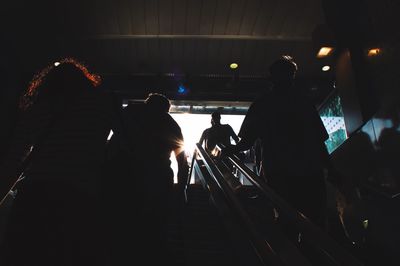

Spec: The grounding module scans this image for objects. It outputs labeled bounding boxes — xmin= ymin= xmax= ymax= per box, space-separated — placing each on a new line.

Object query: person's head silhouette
xmin=211 ymin=111 xmax=221 ymax=126
xmin=19 ymin=57 xmax=101 ymax=110
xmin=269 ymin=55 xmax=298 ymax=89
xmin=145 ymin=93 xmax=171 ymax=113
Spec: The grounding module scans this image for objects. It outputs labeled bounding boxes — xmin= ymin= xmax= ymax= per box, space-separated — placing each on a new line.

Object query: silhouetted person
xmin=101 ymin=101 xmax=145 ymax=265
xmin=0 ymin=58 xmax=113 ymax=266
xmin=377 ymin=107 xmax=400 ymax=191
xmin=199 ymin=111 xmax=239 ymax=154
xmin=231 ymin=55 xmax=330 ymax=229
xmin=107 ymin=93 xmax=189 ymax=265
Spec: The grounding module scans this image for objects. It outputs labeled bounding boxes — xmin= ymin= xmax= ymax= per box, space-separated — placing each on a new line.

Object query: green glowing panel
xmin=319 ymin=93 xmax=348 ymax=153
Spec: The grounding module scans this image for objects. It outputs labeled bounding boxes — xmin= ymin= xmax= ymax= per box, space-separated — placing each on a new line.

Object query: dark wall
xmin=320 ymin=2 xmax=400 ymax=263
xmin=329 ymin=102 xmax=400 ymax=265
xmin=321 ymin=0 xmax=399 ymax=134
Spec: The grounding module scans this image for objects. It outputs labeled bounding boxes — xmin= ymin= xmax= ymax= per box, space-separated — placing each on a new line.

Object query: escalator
xmin=170 ymin=143 xmax=364 ymax=266
xmin=0 ymin=129 xmax=365 ymax=266
xmin=168 ymin=183 xmax=245 ymax=266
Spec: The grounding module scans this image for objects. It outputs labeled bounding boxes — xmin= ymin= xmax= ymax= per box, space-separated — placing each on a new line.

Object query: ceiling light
xmin=368 ymin=48 xmax=380 ymax=57
xmin=107 ymin=130 xmax=113 ymax=141
xmin=317 ymin=47 xmax=334 ymax=58
xmin=230 ymin=63 xmax=238 ymax=69
xmin=322 ymin=65 xmax=330 ymax=72
xmin=54 ymin=61 xmax=60 ymax=66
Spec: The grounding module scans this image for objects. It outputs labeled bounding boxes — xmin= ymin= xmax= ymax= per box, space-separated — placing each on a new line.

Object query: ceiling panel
xmin=225 ymin=0 xmax=247 ymax=35
xmin=252 ymin=0 xmax=279 ymax=36
xmin=212 ymin=0 xmax=232 ymax=34
xmin=130 ymin=0 xmax=147 ymax=34
xmin=3 ymin=0 xmax=332 ymax=102
xmin=199 ymin=0 xmax=218 ymax=35
xmin=280 ymin=0 xmax=304 ymax=37
xmin=99 ymin=0 xmax=120 ymax=34
xmin=3 ymin=0 xmax=325 ymax=38
xmin=285 ymin=0 xmax=309 ymax=37
xmin=114 ymin=0 xmax=131 ymax=34
xmin=144 ymin=0 xmax=159 ymax=34
xmin=186 ymin=0 xmax=202 ymax=35
xmin=265 ymin=0 xmax=291 ymax=37
xmin=238 ymin=0 xmax=261 ymax=35
xmin=158 ymin=0 xmax=173 ymax=34
xmin=172 ymin=0 xmax=187 ymax=34
xmin=299 ymin=0 xmax=325 ymax=37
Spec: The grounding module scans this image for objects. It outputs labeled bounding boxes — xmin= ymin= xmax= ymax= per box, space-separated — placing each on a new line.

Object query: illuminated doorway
xmin=170 ymin=113 xmax=245 ymax=183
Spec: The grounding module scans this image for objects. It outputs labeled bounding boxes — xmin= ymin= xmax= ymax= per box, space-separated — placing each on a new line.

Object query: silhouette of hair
xmin=211 ymin=111 xmax=221 ymax=121
xmin=269 ymin=55 xmax=298 ymax=78
xmin=19 ymin=58 xmax=101 ymax=110
xmin=145 ymin=93 xmax=171 ymax=113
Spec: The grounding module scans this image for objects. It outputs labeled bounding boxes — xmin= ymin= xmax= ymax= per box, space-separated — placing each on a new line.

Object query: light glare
xmin=322 ymin=65 xmax=331 ymax=72
xmin=317 ymin=47 xmax=334 ymax=58
xmin=170 ymin=113 xmax=245 ymax=183
xmin=107 ymin=130 xmax=113 ymax=141
xmin=368 ymin=48 xmax=380 ymax=57
xmin=230 ymin=63 xmax=238 ymax=69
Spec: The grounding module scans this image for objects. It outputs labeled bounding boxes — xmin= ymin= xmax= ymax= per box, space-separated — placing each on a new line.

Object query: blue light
xmin=178 ymin=85 xmax=187 ymax=94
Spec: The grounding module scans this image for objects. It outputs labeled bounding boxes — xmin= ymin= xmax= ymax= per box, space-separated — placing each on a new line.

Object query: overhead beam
xmin=86 ymin=34 xmax=310 ymax=41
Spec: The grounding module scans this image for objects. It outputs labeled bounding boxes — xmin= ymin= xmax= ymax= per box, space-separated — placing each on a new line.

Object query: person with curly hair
xmin=0 ymin=58 xmax=114 ymax=266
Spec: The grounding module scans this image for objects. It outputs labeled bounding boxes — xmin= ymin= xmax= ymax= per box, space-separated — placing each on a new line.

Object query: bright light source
xmin=322 ymin=65 xmax=331 ymax=72
xmin=54 ymin=61 xmax=60 ymax=67
xmin=230 ymin=63 xmax=239 ymax=69
xmin=363 ymin=219 xmax=369 ymax=229
xmin=170 ymin=113 xmax=245 ymax=183
xmin=317 ymin=47 xmax=334 ymax=58
xmin=368 ymin=48 xmax=380 ymax=57
xmin=107 ymin=130 xmax=114 ymax=141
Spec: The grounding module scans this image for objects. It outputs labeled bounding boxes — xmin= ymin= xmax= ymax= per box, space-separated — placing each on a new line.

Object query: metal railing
xmin=214 ymin=144 xmax=364 ymax=266
xmin=186 ymin=143 xmax=314 ymax=266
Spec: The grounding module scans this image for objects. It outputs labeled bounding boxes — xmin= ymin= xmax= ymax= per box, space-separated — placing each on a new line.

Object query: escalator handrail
xmin=193 ymin=143 xmax=312 ymax=266
xmin=190 ymin=155 xmax=268 ymax=266
xmin=193 ymin=143 xmax=279 ymax=266
xmin=216 ymin=144 xmax=363 ymax=266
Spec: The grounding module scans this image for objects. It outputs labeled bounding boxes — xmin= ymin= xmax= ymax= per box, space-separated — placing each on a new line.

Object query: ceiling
xmin=2 ymin=0 xmax=335 ymax=103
